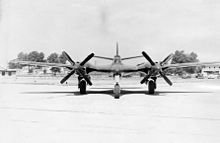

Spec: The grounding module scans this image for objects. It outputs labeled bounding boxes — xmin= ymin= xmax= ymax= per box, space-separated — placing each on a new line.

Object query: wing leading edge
xmin=11 ymin=60 xmax=74 ymax=69
xmin=163 ymin=61 xmax=220 ymax=69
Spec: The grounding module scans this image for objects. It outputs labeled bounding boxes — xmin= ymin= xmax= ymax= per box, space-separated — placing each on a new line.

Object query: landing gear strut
xmin=147 ymin=77 xmax=157 ymax=94
xmin=113 ymin=75 xmax=121 ymax=99
xmin=148 ymin=80 xmax=155 ymax=94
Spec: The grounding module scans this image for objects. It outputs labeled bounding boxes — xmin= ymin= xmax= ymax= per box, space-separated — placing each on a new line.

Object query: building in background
xmin=201 ymin=65 xmax=220 ymax=78
xmin=0 ymin=66 xmax=16 ymax=76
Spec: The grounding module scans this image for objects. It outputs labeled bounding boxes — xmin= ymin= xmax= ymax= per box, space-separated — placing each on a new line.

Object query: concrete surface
xmin=0 ymin=78 xmax=220 ymax=143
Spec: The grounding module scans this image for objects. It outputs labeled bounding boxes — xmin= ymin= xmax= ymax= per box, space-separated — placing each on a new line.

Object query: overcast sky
xmin=1 ymin=0 xmax=220 ymax=67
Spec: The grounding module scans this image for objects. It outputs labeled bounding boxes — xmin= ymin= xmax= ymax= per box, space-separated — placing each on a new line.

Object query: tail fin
xmin=116 ymin=42 xmax=119 ymax=56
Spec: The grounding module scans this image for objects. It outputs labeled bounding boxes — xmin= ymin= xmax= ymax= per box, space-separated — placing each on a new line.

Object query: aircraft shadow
xmin=21 ymin=89 xmax=212 ymax=98
xmin=80 ymin=90 xmax=211 ymax=97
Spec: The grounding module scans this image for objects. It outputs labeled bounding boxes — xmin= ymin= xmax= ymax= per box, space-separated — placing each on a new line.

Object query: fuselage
xmin=107 ymin=52 xmax=137 ymax=76
xmin=88 ymin=43 xmax=140 ymax=76
xmin=111 ymin=55 xmax=123 ymax=75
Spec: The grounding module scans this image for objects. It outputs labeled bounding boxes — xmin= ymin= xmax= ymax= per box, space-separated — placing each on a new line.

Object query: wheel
xmin=114 ymin=95 xmax=120 ymax=99
xmin=113 ymin=83 xmax=121 ymax=99
xmin=148 ymin=80 xmax=155 ymax=94
xmin=114 ymin=84 xmax=121 ymax=94
xmin=79 ymin=80 xmax=86 ymax=94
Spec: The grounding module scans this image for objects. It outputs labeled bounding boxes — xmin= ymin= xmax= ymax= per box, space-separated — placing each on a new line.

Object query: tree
xmin=59 ymin=52 xmax=67 ymax=64
xmin=170 ymin=50 xmax=200 ymax=75
xmin=18 ymin=52 xmax=28 ymax=61
xmin=8 ymin=52 xmax=29 ymax=69
xmin=28 ymin=51 xmax=45 ymax=62
xmin=47 ymin=53 xmax=59 ymax=63
xmin=8 ymin=51 xmax=66 ymax=71
xmin=171 ymin=51 xmax=198 ymax=64
xmin=8 ymin=62 xmax=18 ymax=69
xmin=47 ymin=53 xmax=60 ymax=74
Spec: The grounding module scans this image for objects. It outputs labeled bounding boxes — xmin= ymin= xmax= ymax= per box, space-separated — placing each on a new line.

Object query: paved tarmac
xmin=0 ymin=78 xmax=220 ymax=143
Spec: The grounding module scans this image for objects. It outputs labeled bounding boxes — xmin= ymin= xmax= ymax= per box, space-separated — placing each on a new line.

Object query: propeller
xmin=140 ymin=71 xmax=154 ymax=84
xmin=76 ymin=67 xmax=93 ymax=85
xmin=60 ymin=70 xmax=75 ymax=84
xmin=160 ymin=54 xmax=173 ymax=66
xmin=159 ymin=71 xmax=172 ymax=86
xmin=80 ymin=53 xmax=95 ymax=66
xmin=142 ymin=51 xmax=155 ymax=66
xmin=140 ymin=51 xmax=173 ymax=86
xmin=60 ymin=52 xmax=94 ymax=85
xmin=62 ymin=51 xmax=75 ymax=65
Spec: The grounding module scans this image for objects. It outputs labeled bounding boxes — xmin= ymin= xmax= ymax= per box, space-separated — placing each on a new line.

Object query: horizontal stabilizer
xmin=121 ymin=55 xmax=143 ymax=60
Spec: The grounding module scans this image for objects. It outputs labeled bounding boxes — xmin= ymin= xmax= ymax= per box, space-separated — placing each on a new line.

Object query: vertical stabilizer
xmin=116 ymin=42 xmax=119 ymax=56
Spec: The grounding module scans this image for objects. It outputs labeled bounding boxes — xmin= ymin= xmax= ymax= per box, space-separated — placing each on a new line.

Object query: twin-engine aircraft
xmin=13 ymin=43 xmax=220 ymax=99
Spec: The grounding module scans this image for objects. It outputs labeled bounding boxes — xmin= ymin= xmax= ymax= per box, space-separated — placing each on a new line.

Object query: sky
xmin=1 ymin=0 xmax=220 ymax=67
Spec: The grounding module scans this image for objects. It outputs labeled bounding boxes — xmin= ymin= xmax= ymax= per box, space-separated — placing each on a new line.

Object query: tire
xmin=114 ymin=84 xmax=120 ymax=99
xmin=148 ymin=80 xmax=155 ymax=94
xmin=114 ymin=95 xmax=120 ymax=99
xmin=79 ymin=80 xmax=86 ymax=94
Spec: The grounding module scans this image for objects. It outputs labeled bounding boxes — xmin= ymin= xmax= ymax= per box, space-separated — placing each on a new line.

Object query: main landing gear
xmin=78 ymin=76 xmax=89 ymax=94
xmin=113 ymin=75 xmax=121 ymax=99
xmin=79 ymin=80 xmax=86 ymax=94
xmin=113 ymin=83 xmax=120 ymax=99
xmin=146 ymin=77 xmax=157 ymax=94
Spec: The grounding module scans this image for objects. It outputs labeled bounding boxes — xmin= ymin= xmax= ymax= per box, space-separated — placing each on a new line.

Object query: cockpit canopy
xmin=114 ymin=56 xmax=121 ymax=64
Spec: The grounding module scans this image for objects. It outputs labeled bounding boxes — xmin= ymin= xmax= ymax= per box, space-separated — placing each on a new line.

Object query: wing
xmin=11 ymin=60 xmax=74 ymax=69
xmin=86 ymin=64 xmax=139 ymax=73
xmin=88 ymin=65 xmax=113 ymax=72
xmin=118 ymin=65 xmax=139 ymax=73
xmin=137 ymin=63 xmax=151 ymax=73
xmin=163 ymin=61 xmax=220 ymax=69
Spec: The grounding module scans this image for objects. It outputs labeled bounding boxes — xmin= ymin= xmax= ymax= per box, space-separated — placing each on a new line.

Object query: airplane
xmin=12 ymin=43 xmax=220 ymax=99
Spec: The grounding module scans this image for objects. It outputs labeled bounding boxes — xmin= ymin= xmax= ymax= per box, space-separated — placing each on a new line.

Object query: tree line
xmin=9 ymin=50 xmax=200 ymax=75
xmin=170 ymin=50 xmax=201 ymax=75
xmin=9 ymin=51 xmax=67 ymax=74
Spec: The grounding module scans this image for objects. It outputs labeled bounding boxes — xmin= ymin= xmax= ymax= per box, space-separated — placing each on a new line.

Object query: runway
xmin=0 ymin=78 xmax=220 ymax=143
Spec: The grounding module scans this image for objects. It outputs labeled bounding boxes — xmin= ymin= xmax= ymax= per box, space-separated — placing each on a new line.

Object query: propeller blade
xmin=142 ymin=51 xmax=155 ymax=66
xmin=82 ymin=74 xmax=92 ymax=86
xmin=140 ymin=71 xmax=153 ymax=84
xmin=62 ymin=51 xmax=75 ymax=65
xmin=80 ymin=53 xmax=95 ymax=66
xmin=77 ymin=68 xmax=92 ymax=85
xmin=161 ymin=54 xmax=173 ymax=66
xmin=60 ymin=70 xmax=75 ymax=84
xmin=159 ymin=71 xmax=172 ymax=86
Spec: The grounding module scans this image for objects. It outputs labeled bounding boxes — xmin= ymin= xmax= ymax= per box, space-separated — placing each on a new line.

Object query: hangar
xmin=0 ymin=66 xmax=16 ymax=76
xmin=201 ymin=65 xmax=220 ymax=78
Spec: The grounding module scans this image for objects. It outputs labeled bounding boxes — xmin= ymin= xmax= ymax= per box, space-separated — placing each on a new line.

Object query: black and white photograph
xmin=1 ymin=0 xmax=220 ymax=142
